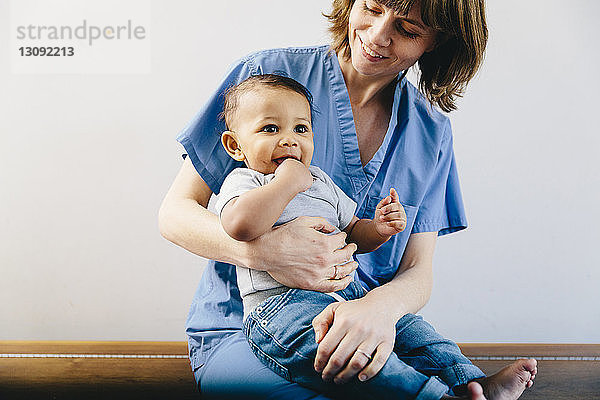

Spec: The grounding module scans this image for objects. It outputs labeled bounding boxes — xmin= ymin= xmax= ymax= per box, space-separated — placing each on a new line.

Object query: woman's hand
xmin=246 ymin=216 xmax=359 ymax=292
xmin=310 ymin=232 xmax=438 ymax=384
xmin=312 ymin=295 xmax=398 ymax=384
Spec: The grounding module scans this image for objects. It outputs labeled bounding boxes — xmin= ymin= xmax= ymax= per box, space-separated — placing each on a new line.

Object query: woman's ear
xmin=221 ymin=131 xmax=245 ymax=162
xmin=426 ymin=32 xmax=448 ymax=53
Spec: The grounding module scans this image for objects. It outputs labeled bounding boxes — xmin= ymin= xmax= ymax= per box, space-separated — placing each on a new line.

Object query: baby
xmin=217 ymin=74 xmax=406 ymax=318
xmin=215 ymin=74 xmax=534 ymax=399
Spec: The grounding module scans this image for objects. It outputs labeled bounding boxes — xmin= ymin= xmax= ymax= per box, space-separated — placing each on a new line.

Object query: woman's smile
xmin=345 ymin=0 xmax=437 ymax=80
xmin=359 ymin=35 xmax=387 ymax=61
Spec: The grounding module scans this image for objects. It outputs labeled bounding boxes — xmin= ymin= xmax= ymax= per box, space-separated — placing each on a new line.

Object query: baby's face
xmin=228 ymin=87 xmax=314 ymax=175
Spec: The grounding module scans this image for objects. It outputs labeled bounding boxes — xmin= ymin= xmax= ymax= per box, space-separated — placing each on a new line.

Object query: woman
xmin=159 ymin=0 xmax=537 ymax=398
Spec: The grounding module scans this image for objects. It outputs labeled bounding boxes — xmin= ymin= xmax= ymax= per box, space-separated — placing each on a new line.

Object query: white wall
xmin=1 ymin=0 xmax=598 ymax=342
xmin=420 ymin=1 xmax=600 ymax=343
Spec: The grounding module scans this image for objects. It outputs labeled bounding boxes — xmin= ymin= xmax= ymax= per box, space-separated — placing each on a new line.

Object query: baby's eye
xmin=294 ymin=124 xmax=310 ymax=134
xmin=260 ymin=124 xmax=278 ymax=133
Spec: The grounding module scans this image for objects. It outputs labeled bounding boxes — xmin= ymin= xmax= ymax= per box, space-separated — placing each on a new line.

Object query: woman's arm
xmin=158 ymin=158 xmax=358 ymax=292
xmin=311 ymin=231 xmax=437 ymax=383
xmin=159 ymin=157 xmax=244 ymax=265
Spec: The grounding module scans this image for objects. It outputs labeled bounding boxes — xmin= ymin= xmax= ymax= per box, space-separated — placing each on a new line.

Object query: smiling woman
xmin=346 ymin=0 xmax=438 ymax=76
xmin=327 ymin=0 xmax=487 ymax=111
xmin=158 ymin=0 xmax=539 ymax=399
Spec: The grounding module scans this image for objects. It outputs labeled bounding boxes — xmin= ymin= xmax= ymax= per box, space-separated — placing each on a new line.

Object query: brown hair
xmin=325 ymin=0 xmax=488 ymax=112
xmin=221 ymin=74 xmax=314 ymax=129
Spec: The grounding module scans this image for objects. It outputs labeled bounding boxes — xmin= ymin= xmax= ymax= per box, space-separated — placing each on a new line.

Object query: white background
xmin=1 ymin=0 xmax=598 ymax=342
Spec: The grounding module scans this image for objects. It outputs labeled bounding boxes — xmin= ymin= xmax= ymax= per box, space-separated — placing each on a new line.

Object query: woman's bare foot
xmin=472 ymin=358 xmax=538 ymax=400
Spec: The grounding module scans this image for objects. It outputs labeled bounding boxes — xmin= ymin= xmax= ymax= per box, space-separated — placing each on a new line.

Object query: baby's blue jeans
xmin=243 ymin=281 xmax=485 ymax=400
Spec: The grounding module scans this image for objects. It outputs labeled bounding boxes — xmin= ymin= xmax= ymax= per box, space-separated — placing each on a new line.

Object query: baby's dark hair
xmin=221 ymin=74 xmax=314 ymax=129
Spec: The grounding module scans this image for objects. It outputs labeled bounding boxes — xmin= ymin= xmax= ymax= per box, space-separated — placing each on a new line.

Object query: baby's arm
xmin=343 ymin=188 xmax=406 ymax=253
xmin=221 ymin=159 xmax=313 ymax=242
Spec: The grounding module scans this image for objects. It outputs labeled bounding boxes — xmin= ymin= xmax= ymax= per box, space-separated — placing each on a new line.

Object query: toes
xmin=526 ymin=380 xmax=534 ymax=388
xmin=467 ymin=381 xmax=485 ymax=399
xmin=525 ymin=358 xmax=538 ymax=371
xmin=518 ymin=358 xmax=538 ymax=374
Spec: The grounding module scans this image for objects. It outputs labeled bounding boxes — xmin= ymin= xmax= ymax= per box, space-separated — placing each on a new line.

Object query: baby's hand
xmin=274 ymin=158 xmax=313 ymax=192
xmin=374 ymin=188 xmax=406 ymax=237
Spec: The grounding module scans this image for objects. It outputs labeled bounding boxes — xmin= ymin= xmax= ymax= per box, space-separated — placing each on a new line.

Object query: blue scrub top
xmin=177 ymin=45 xmax=467 ymax=370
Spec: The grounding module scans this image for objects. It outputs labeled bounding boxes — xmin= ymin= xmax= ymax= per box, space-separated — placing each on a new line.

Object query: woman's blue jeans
xmin=242 ymin=282 xmax=484 ymax=400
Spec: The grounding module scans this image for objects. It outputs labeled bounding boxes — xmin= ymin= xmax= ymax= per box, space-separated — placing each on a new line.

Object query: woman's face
xmin=347 ymin=0 xmax=438 ymax=80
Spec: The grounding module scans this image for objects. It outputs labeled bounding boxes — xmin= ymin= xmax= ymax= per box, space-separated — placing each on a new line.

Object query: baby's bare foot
xmin=466 ymin=381 xmax=487 ymax=399
xmin=475 ymin=359 xmax=538 ymax=400
xmin=441 ymin=381 xmax=487 ymax=399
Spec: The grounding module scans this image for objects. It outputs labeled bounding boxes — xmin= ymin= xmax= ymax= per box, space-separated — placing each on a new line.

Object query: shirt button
xmin=255 ymin=307 xmax=263 ymax=313
xmin=260 ymin=320 xmax=268 ymax=327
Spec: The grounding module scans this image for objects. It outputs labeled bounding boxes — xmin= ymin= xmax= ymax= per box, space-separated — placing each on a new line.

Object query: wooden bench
xmin=1 ymin=341 xmax=198 ymax=399
xmin=1 ymin=341 xmax=599 ymax=399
